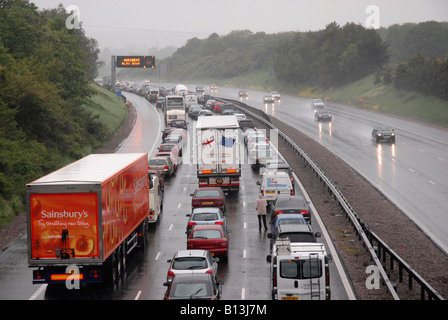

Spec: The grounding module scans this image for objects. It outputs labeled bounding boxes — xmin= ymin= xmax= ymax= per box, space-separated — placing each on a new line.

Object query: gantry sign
xmin=116 ymin=56 xmax=155 ymax=69
xmin=111 ymin=55 xmax=156 ymax=92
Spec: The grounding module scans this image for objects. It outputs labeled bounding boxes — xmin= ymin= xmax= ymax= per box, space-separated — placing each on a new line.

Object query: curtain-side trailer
xmin=195 ymin=115 xmax=241 ymax=192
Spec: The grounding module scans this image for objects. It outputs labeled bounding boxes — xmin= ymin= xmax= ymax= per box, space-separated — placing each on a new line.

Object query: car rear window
xmin=193 ymin=229 xmax=222 ymax=239
xmin=160 ymin=145 xmax=173 ymax=151
xmin=149 ymin=159 xmax=166 ymax=165
xmin=193 ymin=213 xmax=219 ymax=221
xmin=173 ymin=257 xmax=207 ymax=270
xmin=280 ymin=259 xmax=322 ymax=279
xmin=195 ymin=190 xmax=221 ymax=198
xmin=279 ymin=233 xmax=316 ymax=242
xmin=173 ymin=283 xmax=209 ymax=297
xmin=277 ymin=219 xmax=305 ymax=227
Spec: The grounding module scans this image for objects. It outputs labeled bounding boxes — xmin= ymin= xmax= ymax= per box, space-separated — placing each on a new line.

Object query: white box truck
xmin=195 ymin=115 xmax=241 ymax=192
xmin=266 ymin=238 xmax=332 ymax=300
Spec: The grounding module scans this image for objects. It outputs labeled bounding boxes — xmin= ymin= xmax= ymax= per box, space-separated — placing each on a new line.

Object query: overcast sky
xmin=32 ymin=0 xmax=448 ymax=51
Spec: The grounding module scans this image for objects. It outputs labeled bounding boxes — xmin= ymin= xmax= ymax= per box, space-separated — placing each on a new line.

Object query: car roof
xmin=192 ymin=207 xmax=222 ymax=213
xmin=191 ymin=224 xmax=223 ymax=231
xmin=174 ymin=249 xmax=208 ymax=258
xmin=171 ymin=273 xmax=213 ymax=282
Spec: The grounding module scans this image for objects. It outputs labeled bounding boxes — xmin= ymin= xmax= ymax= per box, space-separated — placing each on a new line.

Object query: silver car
xmin=185 ymin=207 xmax=227 ymax=237
xmin=166 ymin=249 xmax=219 ymax=283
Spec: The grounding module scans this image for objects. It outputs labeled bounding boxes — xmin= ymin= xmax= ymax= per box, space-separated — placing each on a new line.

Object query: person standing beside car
xmin=255 ymin=193 xmax=268 ymax=231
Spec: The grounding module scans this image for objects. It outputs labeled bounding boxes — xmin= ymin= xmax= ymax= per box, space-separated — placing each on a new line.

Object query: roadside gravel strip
xmin=262 ymin=114 xmax=448 ymax=300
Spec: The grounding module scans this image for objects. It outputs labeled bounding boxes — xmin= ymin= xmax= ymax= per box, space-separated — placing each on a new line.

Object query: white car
xmin=270 ymin=91 xmax=281 ymax=100
xmin=166 ymin=249 xmax=219 ymax=283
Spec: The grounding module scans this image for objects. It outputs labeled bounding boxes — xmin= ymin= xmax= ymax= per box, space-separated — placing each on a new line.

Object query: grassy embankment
xmin=0 ymin=84 xmax=127 ymax=227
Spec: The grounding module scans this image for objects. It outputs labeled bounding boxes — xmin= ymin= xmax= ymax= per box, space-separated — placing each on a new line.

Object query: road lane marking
xmin=169 ymin=224 xmax=173 ymax=231
xmin=135 ymin=290 xmax=142 ymax=300
xmin=177 ymin=203 xmax=181 ymax=208
xmin=241 ymin=288 xmax=246 ymax=300
xmin=243 ymin=249 xmax=246 ymax=258
xmin=29 ymin=284 xmax=47 ymax=300
xmin=155 ymin=251 xmax=161 ymax=260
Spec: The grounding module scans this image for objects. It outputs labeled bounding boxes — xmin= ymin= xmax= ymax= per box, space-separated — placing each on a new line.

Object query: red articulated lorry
xmin=26 ymin=153 xmax=150 ymax=286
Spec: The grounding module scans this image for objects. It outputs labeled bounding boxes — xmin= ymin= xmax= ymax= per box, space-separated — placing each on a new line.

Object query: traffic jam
xmin=138 ymin=83 xmax=333 ymax=300
xmin=24 ymin=81 xmax=336 ymax=303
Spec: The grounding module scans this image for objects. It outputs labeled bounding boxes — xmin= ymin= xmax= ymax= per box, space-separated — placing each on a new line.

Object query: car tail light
xmin=215 ymin=201 xmax=223 ymax=207
xmin=215 ymin=221 xmax=223 ymax=225
xmin=301 ymin=210 xmax=309 ymax=217
xmin=205 ymin=269 xmax=213 ymax=274
xmin=260 ymin=190 xmax=264 ymax=196
xmin=167 ymin=270 xmax=175 ymax=278
xmin=274 ymin=210 xmax=283 ymax=215
xmin=290 ymin=189 xmax=294 ymax=196
xmin=164 ymin=166 xmax=169 ymax=170
xmin=188 ymin=222 xmax=196 ymax=226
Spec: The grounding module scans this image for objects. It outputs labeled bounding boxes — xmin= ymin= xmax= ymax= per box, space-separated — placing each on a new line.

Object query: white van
xmin=257 ymin=171 xmax=294 ymax=204
xmin=266 ymin=238 xmax=332 ymax=300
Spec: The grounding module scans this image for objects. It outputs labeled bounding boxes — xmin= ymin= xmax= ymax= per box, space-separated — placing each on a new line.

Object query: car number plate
xmin=266 ymin=191 xmax=276 ymax=194
xmin=202 ymin=201 xmax=214 ymax=205
xmin=281 ymin=296 xmax=298 ymax=300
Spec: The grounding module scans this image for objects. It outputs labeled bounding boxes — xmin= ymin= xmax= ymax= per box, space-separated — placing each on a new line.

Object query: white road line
xmin=28 ymin=284 xmax=47 ymax=300
xmin=135 ymin=290 xmax=142 ymax=300
xmin=243 ymin=249 xmax=246 ymax=258
xmin=429 ymin=181 xmax=436 ymax=185
xmin=155 ymin=251 xmax=161 ymax=260
xmin=241 ymin=288 xmax=246 ymax=300
xmin=177 ymin=203 xmax=181 ymax=208
xmin=244 ymin=222 xmax=247 ymax=229
xmin=169 ymin=224 xmax=173 ymax=231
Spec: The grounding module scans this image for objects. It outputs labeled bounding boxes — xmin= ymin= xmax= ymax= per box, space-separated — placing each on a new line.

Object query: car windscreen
xmin=173 ymin=257 xmax=207 ymax=270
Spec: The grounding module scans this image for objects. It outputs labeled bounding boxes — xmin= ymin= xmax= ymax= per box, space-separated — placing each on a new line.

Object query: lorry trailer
xmin=26 ymin=153 xmax=151 ymax=285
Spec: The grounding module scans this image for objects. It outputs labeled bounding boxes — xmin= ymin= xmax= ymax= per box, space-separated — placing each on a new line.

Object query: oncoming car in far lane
xmin=372 ymin=126 xmax=396 ymax=143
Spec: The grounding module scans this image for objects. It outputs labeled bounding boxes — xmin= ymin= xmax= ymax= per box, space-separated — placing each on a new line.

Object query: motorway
xmin=211 ymin=86 xmax=448 ymax=254
xmin=0 ymin=90 xmax=354 ymax=300
xmin=1 ymin=82 xmax=446 ymax=300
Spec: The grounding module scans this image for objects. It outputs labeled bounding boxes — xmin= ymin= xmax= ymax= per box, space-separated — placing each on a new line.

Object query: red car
xmin=158 ymin=143 xmax=181 ymax=158
xmin=213 ymin=102 xmax=225 ymax=113
xmin=190 ymin=187 xmax=226 ymax=212
xmin=187 ymin=224 xmax=229 ymax=259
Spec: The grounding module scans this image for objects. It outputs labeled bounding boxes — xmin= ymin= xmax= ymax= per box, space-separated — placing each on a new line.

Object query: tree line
xmin=0 ymin=0 xmax=103 ymax=218
xmin=164 ymin=21 xmax=448 ymax=100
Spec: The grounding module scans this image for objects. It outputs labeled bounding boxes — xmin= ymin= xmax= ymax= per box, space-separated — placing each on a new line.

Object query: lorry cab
xmin=266 ymin=239 xmax=332 ymax=300
xmin=257 ymin=170 xmax=294 ymax=205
